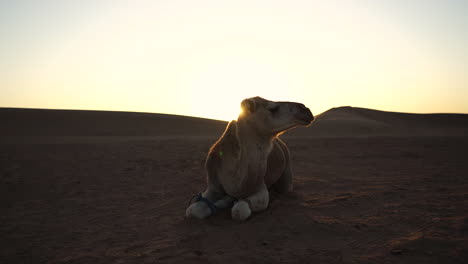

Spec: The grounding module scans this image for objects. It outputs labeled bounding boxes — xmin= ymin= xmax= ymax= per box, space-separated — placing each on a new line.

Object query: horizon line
xmin=1 ymin=106 xmax=467 ymax=122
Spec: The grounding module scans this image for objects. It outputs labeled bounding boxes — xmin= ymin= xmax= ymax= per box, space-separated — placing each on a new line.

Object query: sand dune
xmin=290 ymin=106 xmax=468 ymax=137
xmin=0 ymin=108 xmax=227 ymax=137
xmin=1 ymin=107 xmax=467 ymax=263
xmin=2 ymin=106 xmax=467 ymax=139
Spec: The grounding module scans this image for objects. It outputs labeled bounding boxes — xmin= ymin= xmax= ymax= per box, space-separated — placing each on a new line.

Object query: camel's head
xmin=238 ymin=96 xmax=314 ymax=136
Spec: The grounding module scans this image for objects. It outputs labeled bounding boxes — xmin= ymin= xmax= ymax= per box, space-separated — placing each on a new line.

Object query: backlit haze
xmin=1 ymin=0 xmax=467 ymax=121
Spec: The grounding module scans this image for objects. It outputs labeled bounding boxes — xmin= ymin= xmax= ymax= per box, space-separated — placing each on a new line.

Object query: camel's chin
xmin=298 ymin=120 xmax=312 ymax=126
xmin=272 ymin=119 xmax=313 ymax=136
xmin=273 ymin=124 xmax=300 ymax=135
xmin=296 ymin=116 xmax=314 ymax=126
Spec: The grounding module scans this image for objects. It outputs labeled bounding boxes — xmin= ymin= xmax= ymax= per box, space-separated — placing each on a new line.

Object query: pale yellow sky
xmin=1 ymin=0 xmax=467 ymax=121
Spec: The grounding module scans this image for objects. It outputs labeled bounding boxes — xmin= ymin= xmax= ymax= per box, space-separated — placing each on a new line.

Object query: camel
xmin=185 ymin=96 xmax=314 ymax=221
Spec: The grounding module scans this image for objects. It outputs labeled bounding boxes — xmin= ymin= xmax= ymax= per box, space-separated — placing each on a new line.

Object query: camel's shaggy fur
xmin=186 ymin=96 xmax=314 ymax=220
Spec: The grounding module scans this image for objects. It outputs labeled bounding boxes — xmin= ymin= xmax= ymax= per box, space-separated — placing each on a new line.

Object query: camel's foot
xmin=231 ymin=200 xmax=251 ymax=221
xmin=185 ymin=201 xmax=212 ymax=219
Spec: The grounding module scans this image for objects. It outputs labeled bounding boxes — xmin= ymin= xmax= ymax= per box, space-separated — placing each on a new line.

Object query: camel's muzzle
xmin=294 ymin=103 xmax=314 ymax=125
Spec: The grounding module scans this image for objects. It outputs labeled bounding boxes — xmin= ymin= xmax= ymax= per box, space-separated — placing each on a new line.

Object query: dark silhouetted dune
xmin=2 ymin=107 xmax=467 ymax=141
xmin=0 ymin=108 xmax=227 ymax=137
xmin=290 ymin=106 xmax=468 ymax=137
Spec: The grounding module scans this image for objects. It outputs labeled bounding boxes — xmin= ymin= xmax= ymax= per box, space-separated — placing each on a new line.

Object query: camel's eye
xmin=268 ymin=105 xmax=280 ymax=115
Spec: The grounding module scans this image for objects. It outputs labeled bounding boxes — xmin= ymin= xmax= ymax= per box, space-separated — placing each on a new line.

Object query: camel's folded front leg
xmin=185 ymin=200 xmax=212 ymax=219
xmin=185 ymin=189 xmax=218 ymax=219
xmin=185 ymin=190 xmax=236 ymax=219
xmin=231 ymin=183 xmax=269 ymax=221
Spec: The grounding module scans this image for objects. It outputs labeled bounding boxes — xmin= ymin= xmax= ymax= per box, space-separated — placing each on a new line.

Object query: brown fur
xmin=186 ymin=97 xmax=314 ymax=220
xmin=207 ymin=121 xmax=289 ymax=198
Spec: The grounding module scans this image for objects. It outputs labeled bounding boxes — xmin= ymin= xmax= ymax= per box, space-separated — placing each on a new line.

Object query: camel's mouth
xmin=273 ymin=119 xmax=312 ymax=135
xmin=297 ymin=118 xmax=314 ymax=126
xmin=295 ymin=107 xmax=314 ymax=126
xmin=272 ymin=106 xmax=314 ymax=134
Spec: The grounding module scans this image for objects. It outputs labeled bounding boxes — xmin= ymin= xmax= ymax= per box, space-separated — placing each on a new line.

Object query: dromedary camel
xmin=186 ymin=96 xmax=314 ymax=221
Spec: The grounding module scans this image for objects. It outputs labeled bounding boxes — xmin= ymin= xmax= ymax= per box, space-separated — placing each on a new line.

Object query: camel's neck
xmin=236 ymin=119 xmax=274 ymax=156
xmin=232 ymin=120 xmax=274 ymax=196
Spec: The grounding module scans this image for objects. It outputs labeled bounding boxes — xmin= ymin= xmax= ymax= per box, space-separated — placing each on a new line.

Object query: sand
xmin=1 ymin=107 xmax=467 ymax=263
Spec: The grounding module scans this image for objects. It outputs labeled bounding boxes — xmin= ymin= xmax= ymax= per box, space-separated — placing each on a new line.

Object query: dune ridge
xmin=1 ymin=106 xmax=467 ymax=141
xmin=0 ymin=108 xmax=227 ymax=137
xmin=291 ymin=106 xmax=468 ymax=137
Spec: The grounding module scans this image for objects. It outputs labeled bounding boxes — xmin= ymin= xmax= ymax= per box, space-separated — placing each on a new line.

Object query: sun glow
xmin=183 ymin=57 xmax=302 ymax=120
xmin=1 ymin=1 xmax=467 ymax=119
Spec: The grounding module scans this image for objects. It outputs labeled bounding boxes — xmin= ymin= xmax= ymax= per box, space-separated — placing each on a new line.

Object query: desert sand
xmin=1 ymin=107 xmax=467 ymax=263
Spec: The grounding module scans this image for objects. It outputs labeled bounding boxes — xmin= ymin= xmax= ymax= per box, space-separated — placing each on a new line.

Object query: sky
xmin=1 ymin=0 xmax=467 ymax=121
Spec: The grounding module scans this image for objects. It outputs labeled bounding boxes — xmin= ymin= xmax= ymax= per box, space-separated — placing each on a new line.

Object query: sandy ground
xmin=1 ymin=108 xmax=467 ymax=263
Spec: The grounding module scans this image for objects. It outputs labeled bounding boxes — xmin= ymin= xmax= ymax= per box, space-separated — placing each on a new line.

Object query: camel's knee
xmin=185 ymin=201 xmax=212 ymax=219
xmin=231 ymin=200 xmax=251 ymax=221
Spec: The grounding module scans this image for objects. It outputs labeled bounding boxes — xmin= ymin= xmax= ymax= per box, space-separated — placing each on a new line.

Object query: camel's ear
xmin=241 ymin=98 xmax=256 ymax=113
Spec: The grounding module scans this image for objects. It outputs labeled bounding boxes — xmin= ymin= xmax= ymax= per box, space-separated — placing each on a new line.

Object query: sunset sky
xmin=1 ymin=0 xmax=467 ymax=121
